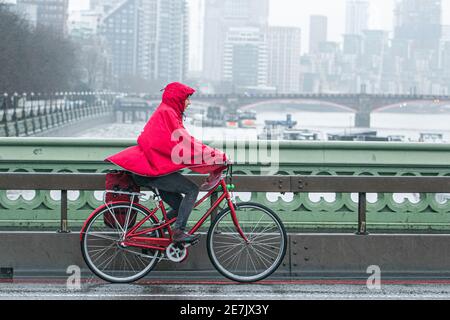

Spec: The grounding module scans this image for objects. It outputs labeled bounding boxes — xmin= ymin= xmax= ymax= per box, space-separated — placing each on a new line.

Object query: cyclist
xmin=105 ymin=82 xmax=229 ymax=244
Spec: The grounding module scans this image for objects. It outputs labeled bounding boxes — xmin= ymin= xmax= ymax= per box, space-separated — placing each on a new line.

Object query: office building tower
xmin=100 ymin=0 xmax=189 ymax=83
xmin=345 ymin=0 xmax=369 ymax=36
xmin=394 ymin=0 xmax=442 ymax=51
xmin=223 ymin=27 xmax=268 ymax=88
xmin=309 ymin=15 xmax=327 ymax=54
xmin=16 ymin=0 xmax=69 ymax=35
xmin=267 ymin=26 xmax=302 ymax=93
xmin=156 ymin=0 xmax=189 ymax=83
xmin=203 ymin=0 xmax=269 ymax=82
xmin=100 ymin=0 xmax=140 ymax=78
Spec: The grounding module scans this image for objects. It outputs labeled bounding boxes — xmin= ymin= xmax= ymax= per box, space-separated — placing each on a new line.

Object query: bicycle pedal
xmin=173 ymin=235 xmax=200 ymax=246
xmin=187 ymin=238 xmax=200 ymax=247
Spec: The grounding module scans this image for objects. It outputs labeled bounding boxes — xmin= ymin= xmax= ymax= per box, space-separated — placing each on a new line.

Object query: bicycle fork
xmin=225 ymin=188 xmax=249 ymax=244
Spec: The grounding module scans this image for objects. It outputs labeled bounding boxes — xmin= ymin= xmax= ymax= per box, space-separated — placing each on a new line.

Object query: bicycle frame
xmin=120 ymin=178 xmax=249 ymax=251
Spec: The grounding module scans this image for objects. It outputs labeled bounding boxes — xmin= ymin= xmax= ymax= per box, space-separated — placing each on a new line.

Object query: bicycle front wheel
xmin=207 ymin=202 xmax=287 ymax=283
xmin=81 ymin=202 xmax=162 ymax=284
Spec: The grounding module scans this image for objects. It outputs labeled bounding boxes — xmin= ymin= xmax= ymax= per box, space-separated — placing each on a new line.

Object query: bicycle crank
xmin=166 ymin=243 xmax=188 ymax=263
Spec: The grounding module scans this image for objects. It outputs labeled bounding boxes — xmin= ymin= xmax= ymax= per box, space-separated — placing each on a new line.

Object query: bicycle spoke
xmin=246 ymin=246 xmax=259 ymax=274
xmin=245 ymin=248 xmax=250 ymax=275
xmin=251 ymin=241 xmax=282 ymax=252
xmin=249 ymin=245 xmax=275 ymax=268
xmin=215 ymin=242 xmax=242 ymax=261
xmin=232 ymin=246 xmax=246 ymax=271
xmin=82 ymin=203 xmax=161 ymax=283
xmin=208 ymin=203 xmax=286 ymax=282
xmin=213 ymin=242 xmax=242 ymax=250
xmin=130 ymin=249 xmax=149 ymax=269
xmin=249 ymin=224 xmax=279 ymax=242
xmin=218 ymin=223 xmax=243 ymax=241
xmin=96 ymin=249 xmax=120 ymax=270
xmin=221 ymin=245 xmax=246 ymax=269
xmin=122 ymin=251 xmax=136 ymax=273
xmin=88 ymin=233 xmax=120 ymax=242
xmin=248 ymin=213 xmax=267 ymax=239
xmin=227 ymin=245 xmax=247 ymax=271
xmin=251 ymin=234 xmax=282 ymax=245
xmin=90 ymin=242 xmax=116 ymax=262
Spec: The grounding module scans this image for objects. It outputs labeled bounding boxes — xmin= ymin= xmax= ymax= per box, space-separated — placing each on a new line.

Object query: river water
xmin=71 ymin=103 xmax=450 ymax=143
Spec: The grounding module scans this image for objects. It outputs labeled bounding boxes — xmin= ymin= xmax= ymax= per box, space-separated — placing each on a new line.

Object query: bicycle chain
xmin=121 ymin=242 xmax=198 ymax=262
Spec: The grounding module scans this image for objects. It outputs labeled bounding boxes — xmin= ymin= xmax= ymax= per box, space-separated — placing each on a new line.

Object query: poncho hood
xmin=161 ymin=82 xmax=195 ymax=115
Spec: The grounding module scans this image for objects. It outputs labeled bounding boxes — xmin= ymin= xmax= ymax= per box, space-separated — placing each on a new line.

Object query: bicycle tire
xmin=207 ymin=202 xmax=287 ymax=283
xmin=81 ymin=202 xmax=162 ymax=284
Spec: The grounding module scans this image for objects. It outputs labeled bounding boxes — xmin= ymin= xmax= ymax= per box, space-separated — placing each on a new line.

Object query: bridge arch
xmin=238 ymin=99 xmax=357 ymax=113
xmin=372 ymin=99 xmax=449 ymax=113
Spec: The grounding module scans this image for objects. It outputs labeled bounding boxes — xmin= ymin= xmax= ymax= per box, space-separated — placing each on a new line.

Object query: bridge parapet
xmin=0 ymin=92 xmax=115 ymax=137
xmin=0 ymin=138 xmax=449 ymax=232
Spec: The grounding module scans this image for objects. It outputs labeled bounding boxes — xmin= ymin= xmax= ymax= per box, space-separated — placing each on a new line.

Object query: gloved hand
xmin=200 ymin=169 xmax=223 ymax=191
xmin=223 ymin=154 xmax=233 ymax=165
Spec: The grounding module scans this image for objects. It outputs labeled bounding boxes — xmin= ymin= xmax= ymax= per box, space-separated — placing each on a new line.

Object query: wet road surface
xmin=2 ymin=275 xmax=450 ymax=300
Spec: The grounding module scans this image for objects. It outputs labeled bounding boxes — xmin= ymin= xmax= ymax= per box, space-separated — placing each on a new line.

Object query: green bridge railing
xmin=0 ymin=93 xmax=115 ymax=137
xmin=0 ymin=138 xmax=449 ymax=232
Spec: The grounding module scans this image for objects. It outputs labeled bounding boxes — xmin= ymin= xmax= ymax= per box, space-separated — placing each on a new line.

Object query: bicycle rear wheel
xmin=81 ymin=202 xmax=162 ymax=283
xmin=207 ymin=202 xmax=287 ymax=283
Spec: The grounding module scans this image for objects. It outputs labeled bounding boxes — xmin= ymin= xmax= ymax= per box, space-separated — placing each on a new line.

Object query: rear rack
xmin=103 ymin=189 xmax=153 ymax=205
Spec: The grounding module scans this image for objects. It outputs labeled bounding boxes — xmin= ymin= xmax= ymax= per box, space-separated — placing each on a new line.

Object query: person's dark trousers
xmin=131 ymin=172 xmax=200 ymax=231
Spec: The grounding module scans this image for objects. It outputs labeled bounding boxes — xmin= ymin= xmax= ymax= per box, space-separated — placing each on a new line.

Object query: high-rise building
xmin=68 ymin=9 xmax=103 ymax=39
xmin=188 ymin=0 xmax=205 ymax=74
xmin=362 ymin=30 xmax=388 ymax=57
xmin=439 ymin=25 xmax=450 ymax=79
xmin=394 ymin=0 xmax=442 ymax=51
xmin=16 ymin=0 xmax=69 ymax=35
xmin=203 ymin=0 xmax=269 ymax=82
xmin=391 ymin=0 xmax=442 ymax=94
xmin=156 ymin=0 xmax=189 ymax=83
xmin=223 ymin=27 xmax=268 ymax=88
xmin=442 ymin=25 xmax=450 ymax=42
xmin=100 ymin=0 xmax=140 ymax=78
xmin=100 ymin=0 xmax=189 ymax=84
xmin=343 ymin=34 xmax=363 ymax=55
xmin=345 ymin=0 xmax=369 ymax=36
xmin=309 ymin=15 xmax=327 ymax=54
xmin=11 ymin=1 xmax=38 ymax=28
xmin=267 ymin=27 xmax=302 ymax=93
xmin=90 ymin=0 xmax=123 ymax=12
xmin=138 ymin=0 xmax=159 ymax=82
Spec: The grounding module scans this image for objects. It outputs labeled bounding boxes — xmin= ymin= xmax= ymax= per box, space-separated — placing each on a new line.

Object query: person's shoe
xmin=172 ymin=228 xmax=199 ymax=244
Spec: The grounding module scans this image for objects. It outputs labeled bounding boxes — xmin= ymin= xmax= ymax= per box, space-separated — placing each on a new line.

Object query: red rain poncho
xmin=105 ymin=82 xmax=227 ymax=177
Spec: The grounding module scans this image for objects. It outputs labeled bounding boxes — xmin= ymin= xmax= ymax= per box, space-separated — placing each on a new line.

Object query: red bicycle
xmin=80 ymin=165 xmax=287 ymax=283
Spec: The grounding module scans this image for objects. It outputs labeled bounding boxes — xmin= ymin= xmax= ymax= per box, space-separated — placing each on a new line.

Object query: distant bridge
xmin=145 ymin=93 xmax=450 ymax=128
xmin=3 ymin=92 xmax=449 ymax=136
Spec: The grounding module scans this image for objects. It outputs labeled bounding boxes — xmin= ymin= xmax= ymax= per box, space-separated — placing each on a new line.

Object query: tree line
xmin=0 ymin=4 xmax=81 ymax=94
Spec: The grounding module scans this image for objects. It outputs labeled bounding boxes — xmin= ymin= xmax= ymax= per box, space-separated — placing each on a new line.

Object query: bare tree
xmin=0 ymin=5 xmax=80 ymax=93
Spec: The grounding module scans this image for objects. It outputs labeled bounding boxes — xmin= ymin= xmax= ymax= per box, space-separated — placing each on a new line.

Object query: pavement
xmin=2 ymin=272 xmax=450 ymax=300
